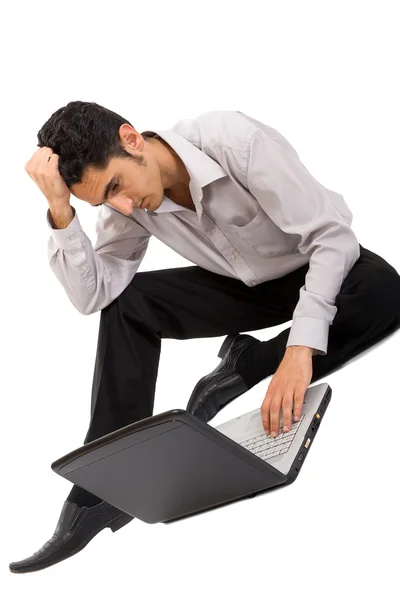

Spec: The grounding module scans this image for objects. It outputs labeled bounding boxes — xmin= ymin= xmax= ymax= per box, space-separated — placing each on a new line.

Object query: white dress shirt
xmin=47 ymin=110 xmax=360 ymax=356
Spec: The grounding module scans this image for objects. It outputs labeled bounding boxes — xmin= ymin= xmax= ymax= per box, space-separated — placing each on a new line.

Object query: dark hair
xmin=37 ymin=101 xmax=151 ymax=188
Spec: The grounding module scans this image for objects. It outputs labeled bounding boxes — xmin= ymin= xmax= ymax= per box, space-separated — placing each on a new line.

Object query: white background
xmin=2 ymin=0 xmax=399 ymax=597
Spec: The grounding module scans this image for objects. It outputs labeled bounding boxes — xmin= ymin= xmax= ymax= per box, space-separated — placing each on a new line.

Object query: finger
xmin=25 ymin=150 xmax=41 ymax=173
xmin=269 ymin=395 xmax=282 ymax=438
xmin=293 ymin=389 xmax=305 ymax=423
xmin=261 ymin=395 xmax=273 ymax=434
xmin=282 ymin=392 xmax=294 ymax=433
xmin=261 ymin=404 xmax=270 ymax=434
xmin=25 ymin=147 xmax=53 ymax=175
xmin=36 ymin=150 xmax=56 ymax=181
xmin=42 ymin=147 xmax=54 ymax=166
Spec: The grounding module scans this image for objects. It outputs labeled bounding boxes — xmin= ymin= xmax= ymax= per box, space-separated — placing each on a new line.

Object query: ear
xmin=119 ymin=123 xmax=142 ymax=151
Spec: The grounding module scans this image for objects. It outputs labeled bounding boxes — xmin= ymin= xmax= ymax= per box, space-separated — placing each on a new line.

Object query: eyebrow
xmin=92 ymin=174 xmax=120 ymax=207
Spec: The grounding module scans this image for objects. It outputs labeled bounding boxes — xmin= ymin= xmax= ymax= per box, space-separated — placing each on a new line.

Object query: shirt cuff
xmin=286 ymin=316 xmax=329 ymax=356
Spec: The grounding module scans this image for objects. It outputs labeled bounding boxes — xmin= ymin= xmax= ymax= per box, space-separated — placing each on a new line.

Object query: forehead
xmin=72 ymin=158 xmax=124 ymax=202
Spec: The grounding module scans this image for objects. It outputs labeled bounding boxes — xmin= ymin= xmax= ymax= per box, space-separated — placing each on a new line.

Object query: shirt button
xmin=69 ymin=234 xmax=76 ymax=241
xmin=210 ymin=229 xmax=215 ymax=234
xmin=231 ymin=254 xmax=236 ymax=260
xmin=82 ymin=265 xmax=88 ymax=271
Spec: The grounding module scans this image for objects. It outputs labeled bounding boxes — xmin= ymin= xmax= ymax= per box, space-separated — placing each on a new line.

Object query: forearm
xmin=46 ymin=204 xmax=149 ymax=315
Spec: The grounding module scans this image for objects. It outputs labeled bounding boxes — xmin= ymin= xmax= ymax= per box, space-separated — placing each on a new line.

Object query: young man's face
xmin=70 ymin=129 xmax=166 ymax=216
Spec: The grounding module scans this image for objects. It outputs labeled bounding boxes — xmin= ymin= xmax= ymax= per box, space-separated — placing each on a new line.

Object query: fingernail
xmin=271 ymin=431 xmax=276 ymax=437
xmin=265 ymin=430 xmax=270 ymax=435
xmin=294 ymin=416 xmax=299 ymax=422
xmin=283 ymin=426 xmax=289 ymax=433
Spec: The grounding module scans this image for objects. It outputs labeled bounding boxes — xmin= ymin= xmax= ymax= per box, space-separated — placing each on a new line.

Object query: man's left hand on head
xmin=260 ymin=347 xmax=313 ymax=437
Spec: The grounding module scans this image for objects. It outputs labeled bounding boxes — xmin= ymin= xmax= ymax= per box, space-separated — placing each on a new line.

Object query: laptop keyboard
xmin=240 ymin=415 xmax=305 ymax=461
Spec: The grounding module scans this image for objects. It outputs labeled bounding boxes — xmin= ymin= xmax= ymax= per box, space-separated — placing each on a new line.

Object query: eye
xmin=112 ymin=180 xmax=119 ymax=192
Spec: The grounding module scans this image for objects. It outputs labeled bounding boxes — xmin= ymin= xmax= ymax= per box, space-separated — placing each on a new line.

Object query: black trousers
xmin=83 ymin=244 xmax=400 ymax=445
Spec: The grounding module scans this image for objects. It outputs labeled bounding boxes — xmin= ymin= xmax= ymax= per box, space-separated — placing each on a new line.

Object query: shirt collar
xmin=140 ymin=129 xmax=227 ymax=217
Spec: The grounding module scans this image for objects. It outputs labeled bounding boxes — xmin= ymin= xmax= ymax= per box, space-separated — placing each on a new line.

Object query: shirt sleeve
xmin=246 ymin=129 xmax=361 ymax=356
xmin=47 ymin=204 xmax=151 ymax=315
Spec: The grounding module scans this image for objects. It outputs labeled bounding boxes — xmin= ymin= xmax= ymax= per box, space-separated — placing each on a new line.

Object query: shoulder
xmin=172 ymin=110 xmax=259 ymax=153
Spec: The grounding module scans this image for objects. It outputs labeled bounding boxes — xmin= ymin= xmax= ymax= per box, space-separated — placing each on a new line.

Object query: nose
xmin=111 ymin=195 xmax=134 ymax=215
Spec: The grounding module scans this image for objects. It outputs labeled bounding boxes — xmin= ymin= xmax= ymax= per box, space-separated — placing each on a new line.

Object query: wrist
xmin=286 ymin=345 xmax=314 ymax=357
xmin=48 ymin=198 xmax=71 ymax=209
xmin=48 ymin=203 xmax=74 ymax=229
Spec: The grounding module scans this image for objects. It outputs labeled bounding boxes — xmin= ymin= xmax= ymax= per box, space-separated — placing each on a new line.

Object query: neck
xmin=151 ymin=137 xmax=190 ymax=192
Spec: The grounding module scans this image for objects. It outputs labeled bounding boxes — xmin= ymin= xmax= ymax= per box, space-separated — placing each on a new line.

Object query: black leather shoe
xmin=186 ymin=333 xmax=260 ymax=422
xmin=9 ymin=500 xmax=134 ymax=574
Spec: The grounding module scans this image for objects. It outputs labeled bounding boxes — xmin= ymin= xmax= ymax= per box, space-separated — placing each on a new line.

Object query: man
xmin=11 ymin=102 xmax=400 ymax=573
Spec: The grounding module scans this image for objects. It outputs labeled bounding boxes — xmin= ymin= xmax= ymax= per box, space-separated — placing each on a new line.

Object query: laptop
xmin=51 ymin=382 xmax=332 ymax=524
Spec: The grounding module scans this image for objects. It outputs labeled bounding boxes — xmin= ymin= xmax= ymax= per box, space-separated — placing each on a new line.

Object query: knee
xmin=369 ymin=268 xmax=400 ymax=316
xmin=105 ymin=272 xmax=148 ymax=312
xmin=376 ymin=268 xmax=400 ymax=295
xmin=118 ymin=271 xmax=149 ymax=297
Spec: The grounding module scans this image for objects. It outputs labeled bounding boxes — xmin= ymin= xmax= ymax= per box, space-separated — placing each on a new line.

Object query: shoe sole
xmin=9 ymin=540 xmax=93 ymax=574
